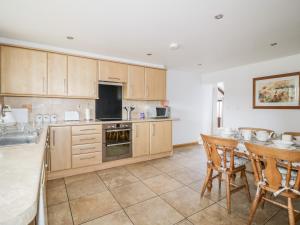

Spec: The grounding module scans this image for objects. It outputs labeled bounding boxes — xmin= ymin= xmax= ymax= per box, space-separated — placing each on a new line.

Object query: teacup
xmin=255 ymin=131 xmax=270 ymax=142
xmin=242 ymin=130 xmax=252 ymax=141
xmin=282 ymin=134 xmax=292 ymax=142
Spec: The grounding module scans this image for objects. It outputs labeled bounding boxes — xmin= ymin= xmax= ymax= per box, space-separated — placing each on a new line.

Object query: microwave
xmin=148 ymin=106 xmax=171 ymax=118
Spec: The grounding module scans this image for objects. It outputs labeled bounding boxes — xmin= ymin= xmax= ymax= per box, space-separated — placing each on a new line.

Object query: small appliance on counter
xmin=64 ymin=111 xmax=80 ymax=121
xmin=148 ymin=106 xmax=171 ymax=119
xmin=124 ymin=105 xmax=135 ymax=120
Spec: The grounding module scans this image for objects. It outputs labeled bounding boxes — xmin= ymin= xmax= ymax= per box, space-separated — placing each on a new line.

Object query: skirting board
xmin=173 ymin=141 xmax=199 ymax=148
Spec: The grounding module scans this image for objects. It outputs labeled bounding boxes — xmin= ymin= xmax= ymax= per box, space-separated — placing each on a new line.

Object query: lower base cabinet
xmin=150 ymin=121 xmax=172 ymax=155
xmin=132 ymin=122 xmax=150 ymax=157
xmin=72 ymin=152 xmax=102 ymax=168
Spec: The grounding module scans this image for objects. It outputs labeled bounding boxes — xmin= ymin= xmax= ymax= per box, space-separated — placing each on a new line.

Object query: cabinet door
xmin=124 ymin=65 xmax=145 ymax=99
xmin=0 ymin=46 xmax=47 ymax=95
xmin=47 ymin=53 xmax=67 ymax=96
xmin=133 ymin=122 xmax=150 ymax=157
xmin=150 ymin=121 xmax=172 ymax=155
xmin=50 ymin=126 xmax=71 ymax=171
xmin=99 ymin=60 xmax=128 ymax=83
xmin=145 ymin=68 xmax=166 ymax=100
xmin=68 ymin=56 xmax=97 ymax=98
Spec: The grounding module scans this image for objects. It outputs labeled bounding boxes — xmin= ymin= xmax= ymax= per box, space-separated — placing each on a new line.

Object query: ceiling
xmin=0 ymin=0 xmax=300 ymax=73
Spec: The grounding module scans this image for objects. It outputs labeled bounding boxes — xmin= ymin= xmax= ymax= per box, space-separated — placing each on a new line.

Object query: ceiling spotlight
xmin=197 ymin=64 xmax=202 ymax=66
xmin=146 ymin=53 xmax=152 ymax=56
xmin=214 ymin=14 xmax=224 ymax=20
xmin=66 ymin=36 xmax=74 ymax=40
xmin=270 ymin=42 xmax=278 ymax=47
xmin=169 ymin=42 xmax=180 ymax=50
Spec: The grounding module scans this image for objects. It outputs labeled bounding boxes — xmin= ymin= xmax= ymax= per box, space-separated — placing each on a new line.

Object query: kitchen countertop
xmin=49 ymin=117 xmax=178 ymax=126
xmin=0 ymin=126 xmax=48 ymax=225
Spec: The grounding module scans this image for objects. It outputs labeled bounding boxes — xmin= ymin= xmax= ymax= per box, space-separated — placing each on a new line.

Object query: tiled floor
xmin=47 ymin=145 xmax=300 ymax=225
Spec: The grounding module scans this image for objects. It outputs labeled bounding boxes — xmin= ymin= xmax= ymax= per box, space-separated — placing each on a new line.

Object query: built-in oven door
xmin=103 ymin=127 xmax=132 ymax=162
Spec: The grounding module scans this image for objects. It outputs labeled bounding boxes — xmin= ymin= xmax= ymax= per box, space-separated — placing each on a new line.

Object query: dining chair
xmin=201 ymin=134 xmax=251 ymax=213
xmin=245 ymin=142 xmax=300 ymax=225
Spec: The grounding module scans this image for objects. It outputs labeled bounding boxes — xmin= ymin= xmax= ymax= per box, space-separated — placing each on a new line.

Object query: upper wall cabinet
xmin=124 ymin=65 xmax=145 ymax=99
xmin=145 ymin=68 xmax=166 ymax=100
xmin=47 ymin=53 xmax=67 ymax=96
xmin=99 ymin=60 xmax=128 ymax=83
xmin=0 ymin=46 xmax=47 ymax=95
xmin=68 ymin=56 xmax=98 ymax=98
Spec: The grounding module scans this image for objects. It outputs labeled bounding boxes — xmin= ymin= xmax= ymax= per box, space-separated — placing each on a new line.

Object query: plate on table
xmin=269 ymin=144 xmax=296 ymax=150
xmin=272 ymin=140 xmax=294 ymax=149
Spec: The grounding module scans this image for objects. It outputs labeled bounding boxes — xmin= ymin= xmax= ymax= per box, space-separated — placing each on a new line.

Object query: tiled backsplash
xmin=4 ymin=97 xmax=161 ymax=121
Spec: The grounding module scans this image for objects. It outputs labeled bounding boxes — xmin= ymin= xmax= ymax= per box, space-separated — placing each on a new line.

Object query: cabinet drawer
xmin=72 ymin=134 xmax=101 ymax=145
xmin=72 ymin=125 xmax=102 ymax=135
xmin=72 ymin=143 xmax=102 ymax=155
xmin=72 ymin=152 xmax=102 ymax=168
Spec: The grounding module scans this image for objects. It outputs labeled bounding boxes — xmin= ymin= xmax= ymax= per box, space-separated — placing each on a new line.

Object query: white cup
xmin=282 ymin=134 xmax=292 ymax=142
xmin=242 ymin=130 xmax=252 ymax=141
xmin=295 ymin=136 xmax=300 ymax=142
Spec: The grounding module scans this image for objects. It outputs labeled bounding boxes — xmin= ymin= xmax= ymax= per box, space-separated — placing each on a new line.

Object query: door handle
xmin=52 ymin=130 xmax=55 ymax=146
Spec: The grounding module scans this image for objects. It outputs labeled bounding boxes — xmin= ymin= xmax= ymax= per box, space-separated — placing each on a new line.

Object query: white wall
xmin=200 ymin=53 xmax=300 ymax=134
xmin=167 ymin=70 xmax=203 ymax=145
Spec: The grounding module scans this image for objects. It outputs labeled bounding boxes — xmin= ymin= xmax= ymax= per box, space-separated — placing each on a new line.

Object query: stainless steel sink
xmin=0 ymin=130 xmax=41 ymax=146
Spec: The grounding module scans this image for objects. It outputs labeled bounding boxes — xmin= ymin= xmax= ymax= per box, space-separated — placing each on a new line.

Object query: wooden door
xmin=145 ymin=68 xmax=166 ymax=100
xmin=132 ymin=122 xmax=150 ymax=157
xmin=50 ymin=126 xmax=71 ymax=171
xmin=68 ymin=56 xmax=97 ymax=98
xmin=47 ymin=53 xmax=67 ymax=96
xmin=150 ymin=121 xmax=172 ymax=154
xmin=0 ymin=46 xmax=47 ymax=95
xmin=124 ymin=65 xmax=145 ymax=99
xmin=99 ymin=60 xmax=128 ymax=83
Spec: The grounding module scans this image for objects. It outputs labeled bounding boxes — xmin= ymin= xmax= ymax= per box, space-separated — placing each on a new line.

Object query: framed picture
xmin=253 ymin=72 xmax=300 ymax=109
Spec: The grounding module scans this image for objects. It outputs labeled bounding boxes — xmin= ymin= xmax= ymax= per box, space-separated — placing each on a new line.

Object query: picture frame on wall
xmin=253 ymin=72 xmax=300 ymax=109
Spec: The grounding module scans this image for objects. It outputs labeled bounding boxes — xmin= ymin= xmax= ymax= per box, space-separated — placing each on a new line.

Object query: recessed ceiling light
xmin=66 ymin=36 xmax=74 ymax=40
xmin=197 ymin=63 xmax=202 ymax=66
xmin=214 ymin=14 xmax=224 ymax=20
xmin=270 ymin=42 xmax=278 ymax=47
xmin=169 ymin=42 xmax=180 ymax=50
xmin=146 ymin=53 xmax=152 ymax=56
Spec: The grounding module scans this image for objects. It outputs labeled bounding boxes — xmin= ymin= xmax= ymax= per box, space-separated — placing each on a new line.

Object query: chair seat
xmin=219 ymin=152 xmax=248 ymax=168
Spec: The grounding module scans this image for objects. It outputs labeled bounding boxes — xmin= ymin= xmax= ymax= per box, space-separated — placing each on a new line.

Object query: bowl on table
xmin=294 ymin=136 xmax=300 ymax=146
xmin=272 ymin=140 xmax=294 ymax=149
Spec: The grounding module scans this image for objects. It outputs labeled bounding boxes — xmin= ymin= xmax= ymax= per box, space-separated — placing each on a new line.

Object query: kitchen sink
xmin=0 ymin=129 xmax=41 ymax=146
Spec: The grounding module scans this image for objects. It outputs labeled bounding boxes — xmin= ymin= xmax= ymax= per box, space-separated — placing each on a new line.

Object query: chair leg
xmin=260 ymin=190 xmax=266 ymax=209
xmin=247 ymin=188 xmax=263 ymax=225
xmin=218 ymin=172 xmax=222 ymax=190
xmin=288 ymin=197 xmax=295 ymax=225
xmin=201 ymin=167 xmax=213 ymax=197
xmin=226 ymin=174 xmax=231 ymax=214
xmin=241 ymin=170 xmax=251 ymax=202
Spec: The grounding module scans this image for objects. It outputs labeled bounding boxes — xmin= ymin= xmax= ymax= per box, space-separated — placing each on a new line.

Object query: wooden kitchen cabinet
xmin=0 ymin=46 xmax=47 ymax=95
xmin=150 ymin=121 xmax=172 ymax=155
xmin=99 ymin=60 xmax=128 ymax=83
xmin=145 ymin=68 xmax=166 ymax=100
xmin=47 ymin=53 xmax=67 ymax=96
xmin=132 ymin=122 xmax=150 ymax=157
xmin=50 ymin=126 xmax=71 ymax=171
xmin=124 ymin=65 xmax=145 ymax=99
xmin=68 ymin=56 xmax=98 ymax=98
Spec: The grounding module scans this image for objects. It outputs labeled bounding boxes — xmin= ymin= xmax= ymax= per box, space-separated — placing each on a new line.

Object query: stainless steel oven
xmin=102 ymin=122 xmax=132 ymax=162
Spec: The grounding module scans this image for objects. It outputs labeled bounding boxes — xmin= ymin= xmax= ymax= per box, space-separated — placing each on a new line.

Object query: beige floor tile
xmin=143 ymin=174 xmax=183 ymax=195
xmin=175 ymin=219 xmax=194 ymax=225
xmin=188 ymin=203 xmax=247 ymax=225
xmin=167 ymin=168 xmax=205 ymax=185
xmin=70 ymin=191 xmax=121 ymax=225
xmin=66 ymin=175 xmax=107 ymax=200
xmin=126 ymin=163 xmax=162 ymax=180
xmin=149 ymin=158 xmax=185 ymax=173
xmin=65 ymin=172 xmax=99 ymax=185
xmin=161 ymin=186 xmax=214 ymax=217
xmin=47 ymin=202 xmax=73 ymax=225
xmin=218 ymin=191 xmax=279 ymax=225
xmin=47 ymin=178 xmax=65 ymax=190
xmin=47 ymin=185 xmax=68 ymax=206
xmin=82 ymin=210 xmax=133 ymax=225
xmin=265 ymin=209 xmax=300 ymax=225
xmin=98 ymin=167 xmax=139 ymax=189
xmin=111 ymin=181 xmax=156 ymax=207
xmin=96 ymin=166 xmax=127 ymax=176
xmin=125 ymin=197 xmax=184 ymax=225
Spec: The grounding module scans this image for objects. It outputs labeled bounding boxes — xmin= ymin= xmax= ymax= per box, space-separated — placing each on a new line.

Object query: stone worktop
xmin=0 ymin=126 xmax=48 ymax=225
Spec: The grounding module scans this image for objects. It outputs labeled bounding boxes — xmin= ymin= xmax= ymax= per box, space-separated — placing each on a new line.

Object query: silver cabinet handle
xmin=52 ymin=130 xmax=55 ymax=146
xmin=79 ymin=147 xmax=96 ymax=151
xmin=80 ymin=156 xmax=96 ymax=160
xmin=79 ymin=128 xmax=96 ymax=132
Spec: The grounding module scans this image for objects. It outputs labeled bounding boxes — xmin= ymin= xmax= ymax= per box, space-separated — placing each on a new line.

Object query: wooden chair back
xmin=245 ymin=142 xmax=300 ymax=192
xmin=201 ymin=134 xmax=238 ymax=171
